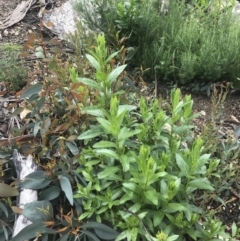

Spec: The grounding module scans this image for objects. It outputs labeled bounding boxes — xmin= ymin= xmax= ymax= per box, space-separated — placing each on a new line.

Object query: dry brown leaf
xmin=231 ymin=115 xmax=240 ymax=124
xmin=11 ymin=206 xmax=23 ymax=214
xmin=20 ymin=108 xmax=31 ymax=119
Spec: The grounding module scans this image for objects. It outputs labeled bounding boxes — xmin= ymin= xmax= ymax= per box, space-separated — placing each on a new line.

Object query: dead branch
xmin=12 ymin=150 xmax=39 ymax=240
xmin=0 ymin=0 xmax=37 ymax=30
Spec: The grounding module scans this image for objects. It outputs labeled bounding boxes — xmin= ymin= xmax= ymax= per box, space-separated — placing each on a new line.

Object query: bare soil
xmin=1 ymin=0 xmax=240 ymax=234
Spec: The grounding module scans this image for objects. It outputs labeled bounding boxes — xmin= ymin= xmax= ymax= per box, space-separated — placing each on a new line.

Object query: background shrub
xmin=0 ymin=43 xmax=27 ymax=92
xmin=144 ymin=0 xmax=240 ymax=86
xmin=73 ymin=0 xmax=160 ymax=67
xmin=73 ymin=0 xmax=240 ymax=88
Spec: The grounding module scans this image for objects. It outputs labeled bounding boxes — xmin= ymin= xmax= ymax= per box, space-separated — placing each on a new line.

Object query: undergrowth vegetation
xmin=73 ymin=0 xmax=240 ymax=89
xmin=0 ymin=43 xmax=27 ymax=92
xmin=1 ymin=0 xmax=240 ymax=241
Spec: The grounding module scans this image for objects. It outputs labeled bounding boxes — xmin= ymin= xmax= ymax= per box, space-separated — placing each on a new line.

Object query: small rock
xmin=28 ymin=29 xmax=32 ymax=34
xmin=3 ymin=102 xmax=8 ymax=108
xmin=3 ymin=29 xmax=8 ymax=36
xmin=200 ymin=110 xmax=206 ymax=116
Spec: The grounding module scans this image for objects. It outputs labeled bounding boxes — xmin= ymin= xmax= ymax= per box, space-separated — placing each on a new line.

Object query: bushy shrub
xmin=74 ymin=34 xmax=236 ymax=241
xmin=73 ymin=0 xmax=240 ymax=88
xmin=73 ymin=0 xmax=160 ymax=67
xmin=0 ymin=33 xmax=121 ymax=241
xmin=0 ymin=43 xmax=27 ymax=92
xmin=144 ymin=0 xmax=240 ymax=85
xmin=2 ymin=32 xmax=240 ymax=241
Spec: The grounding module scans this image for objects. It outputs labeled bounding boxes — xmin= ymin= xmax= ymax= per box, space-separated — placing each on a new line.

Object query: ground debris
xmin=0 ymin=0 xmax=36 ymax=30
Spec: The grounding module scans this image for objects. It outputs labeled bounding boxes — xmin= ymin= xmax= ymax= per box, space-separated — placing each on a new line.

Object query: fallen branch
xmin=0 ymin=0 xmax=37 ymax=30
xmin=12 ymin=150 xmax=39 ymax=240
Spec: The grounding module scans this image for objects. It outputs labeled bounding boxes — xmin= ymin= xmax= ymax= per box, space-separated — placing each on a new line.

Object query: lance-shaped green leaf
xmin=93 ymin=141 xmax=117 ymax=148
xmin=33 ymin=120 xmax=42 ymax=137
xmin=19 ymin=171 xmax=52 ymax=189
xmin=97 ymin=166 xmax=120 ymax=179
xmin=176 ymin=153 xmax=190 ymax=177
xmin=20 ymin=83 xmax=42 ymax=99
xmin=163 ymin=203 xmax=187 ymax=213
xmin=0 ymin=202 xmax=8 ymax=217
xmin=11 ymin=220 xmax=56 ymax=241
xmin=107 ymin=64 xmax=127 ymax=83
xmin=78 ymin=126 xmax=105 ymax=140
xmin=19 ymin=179 xmax=51 ymax=189
xmin=96 ymin=149 xmax=120 ymax=160
xmin=187 ymin=178 xmax=214 ymax=194
xmin=118 ymin=105 xmax=137 ymax=115
xmin=77 ymin=77 xmax=102 ymax=91
xmin=31 ymin=97 xmax=45 ymax=117
xmin=105 ymin=51 xmax=119 ymax=64
xmin=83 ymin=106 xmax=105 ymax=117
xmin=81 ymin=230 xmax=101 ymax=241
xmin=11 ymin=107 xmax=24 ymax=117
xmin=119 ymin=155 xmax=130 ymax=172
xmin=66 ymin=142 xmax=79 ymax=156
xmin=81 ymin=222 xmax=119 ymax=240
xmin=118 ymin=128 xmax=142 ymax=141
xmin=23 ymin=200 xmax=53 ymax=222
xmin=39 ymin=186 xmax=60 ymax=201
xmin=144 ymin=188 xmax=159 ymax=205
xmin=59 ymin=175 xmax=73 ymax=206
xmin=86 ymin=54 xmax=100 ymax=70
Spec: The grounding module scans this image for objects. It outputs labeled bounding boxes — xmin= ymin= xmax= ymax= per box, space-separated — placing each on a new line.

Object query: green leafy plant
xmin=74 ymin=0 xmax=240 ymax=88
xmin=72 ymin=34 xmax=234 ymax=240
xmin=0 ymin=33 xmax=124 ymax=241
xmin=150 ymin=0 xmax=240 ymax=86
xmin=73 ymin=0 xmax=160 ymax=68
xmin=77 ymin=34 xmax=127 ymax=108
xmin=1 ymin=27 xmax=239 ymax=240
xmin=75 ymin=86 xmax=234 ymax=240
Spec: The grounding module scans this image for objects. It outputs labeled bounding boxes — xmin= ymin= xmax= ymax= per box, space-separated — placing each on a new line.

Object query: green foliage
xmin=0 ymin=33 xmax=121 ymax=241
xmin=66 ymin=20 xmax=96 ymax=67
xmin=197 ymin=84 xmax=240 ymax=212
xmin=0 ymin=43 xmax=27 ymax=92
xmin=1 ymin=31 xmax=240 ymax=240
xmin=73 ymin=0 xmax=240 ymax=88
xmin=73 ymin=34 xmax=235 ymax=240
xmin=145 ymin=0 xmax=240 ymax=86
xmin=73 ymin=0 xmax=160 ymax=67
xmin=75 ymin=90 xmax=222 ymax=240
